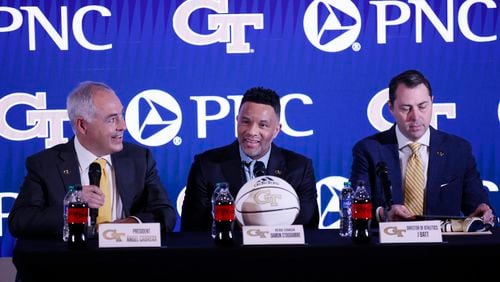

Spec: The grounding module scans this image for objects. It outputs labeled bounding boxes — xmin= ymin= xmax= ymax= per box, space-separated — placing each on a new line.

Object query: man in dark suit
xmin=350 ymin=70 xmax=495 ymax=224
xmin=9 ymin=81 xmax=176 ymax=238
xmin=181 ymin=86 xmax=319 ymax=231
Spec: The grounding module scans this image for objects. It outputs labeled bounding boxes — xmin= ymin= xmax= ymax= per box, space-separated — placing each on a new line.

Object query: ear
xmin=388 ymin=100 xmax=394 ymax=113
xmin=75 ymin=118 xmax=87 ymax=135
xmin=273 ymin=123 xmax=281 ymax=139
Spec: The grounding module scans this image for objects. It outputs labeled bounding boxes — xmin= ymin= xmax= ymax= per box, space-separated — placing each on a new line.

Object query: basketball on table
xmin=235 ymin=175 xmax=300 ymax=226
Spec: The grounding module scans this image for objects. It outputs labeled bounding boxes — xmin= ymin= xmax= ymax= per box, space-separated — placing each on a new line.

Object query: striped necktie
xmin=404 ymin=143 xmax=425 ymax=215
xmin=95 ymin=158 xmax=112 ymax=223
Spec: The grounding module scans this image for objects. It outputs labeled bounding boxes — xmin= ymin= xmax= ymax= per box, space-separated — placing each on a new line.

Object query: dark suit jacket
xmin=8 ymin=138 xmax=176 ymax=238
xmin=181 ymin=141 xmax=319 ymax=231
xmin=350 ymin=125 xmax=489 ymax=218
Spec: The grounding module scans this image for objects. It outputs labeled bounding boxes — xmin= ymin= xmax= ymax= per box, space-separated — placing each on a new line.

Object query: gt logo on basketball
xmin=254 ymin=190 xmax=281 ymax=206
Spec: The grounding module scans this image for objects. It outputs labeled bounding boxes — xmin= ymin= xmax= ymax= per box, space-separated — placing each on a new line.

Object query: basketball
xmin=235 ymin=175 xmax=300 ymax=226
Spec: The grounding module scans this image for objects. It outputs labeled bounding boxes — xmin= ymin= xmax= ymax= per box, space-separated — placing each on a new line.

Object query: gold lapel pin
xmin=274 ymin=169 xmax=282 ymax=176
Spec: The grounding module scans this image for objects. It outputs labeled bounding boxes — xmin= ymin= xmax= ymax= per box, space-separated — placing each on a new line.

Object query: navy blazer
xmin=350 ymin=126 xmax=489 ymax=218
xmin=8 ymin=138 xmax=176 ymax=238
xmin=181 ymin=141 xmax=319 ymax=231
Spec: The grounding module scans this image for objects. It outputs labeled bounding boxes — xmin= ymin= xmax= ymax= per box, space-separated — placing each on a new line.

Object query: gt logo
xmin=254 ymin=190 xmax=281 ymax=206
xmin=247 ymin=228 xmax=269 ymax=238
xmin=173 ymin=0 xmax=264 ymax=54
xmin=103 ymin=229 xmax=126 ymax=241
xmin=0 ymin=92 xmax=69 ymax=148
xmin=383 ymin=226 xmax=406 ymax=237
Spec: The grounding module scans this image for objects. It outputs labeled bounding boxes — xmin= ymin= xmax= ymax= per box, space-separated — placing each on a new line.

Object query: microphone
xmin=88 ymin=162 xmax=101 ymax=235
xmin=253 ymin=161 xmax=266 ymax=177
xmin=89 ymin=162 xmax=102 ymax=187
xmin=376 ymin=161 xmax=394 ymax=210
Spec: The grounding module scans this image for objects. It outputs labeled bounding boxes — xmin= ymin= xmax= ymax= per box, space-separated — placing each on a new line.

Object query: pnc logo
xmin=172 ymin=0 xmax=264 ymax=54
xmin=316 ymin=176 xmax=349 ymax=229
xmin=0 ymin=90 xmax=314 ymax=149
xmin=303 ymin=0 xmax=361 ymax=52
xmin=304 ymin=0 xmax=497 ymax=52
xmin=125 ymin=90 xmax=182 ymax=147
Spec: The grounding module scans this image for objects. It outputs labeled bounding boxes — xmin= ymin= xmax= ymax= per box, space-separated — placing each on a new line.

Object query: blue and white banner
xmin=1 ymin=0 xmax=499 ymax=257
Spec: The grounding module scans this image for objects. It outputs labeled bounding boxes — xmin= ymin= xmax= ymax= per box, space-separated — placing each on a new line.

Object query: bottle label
xmin=352 ymin=203 xmax=372 ymax=219
xmin=215 ymin=204 xmax=235 ymax=221
xmin=68 ymin=207 xmax=89 ymax=224
xmin=341 ymin=199 xmax=352 ymax=209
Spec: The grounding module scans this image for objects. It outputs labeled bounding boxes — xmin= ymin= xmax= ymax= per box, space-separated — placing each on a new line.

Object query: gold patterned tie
xmin=95 ymin=158 xmax=112 ymax=223
xmin=404 ymin=143 xmax=425 ymax=215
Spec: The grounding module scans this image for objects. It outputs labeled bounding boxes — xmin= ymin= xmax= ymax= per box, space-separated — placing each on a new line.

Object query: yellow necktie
xmin=95 ymin=158 xmax=112 ymax=224
xmin=404 ymin=143 xmax=425 ymax=215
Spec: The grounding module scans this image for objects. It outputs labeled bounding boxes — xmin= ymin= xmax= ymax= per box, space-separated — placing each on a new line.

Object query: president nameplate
xmin=98 ymin=223 xmax=161 ymax=248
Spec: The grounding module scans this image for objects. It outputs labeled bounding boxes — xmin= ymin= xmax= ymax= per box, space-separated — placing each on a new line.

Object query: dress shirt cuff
xmin=375 ymin=206 xmax=387 ymax=222
xmin=128 ymin=216 xmax=142 ymax=223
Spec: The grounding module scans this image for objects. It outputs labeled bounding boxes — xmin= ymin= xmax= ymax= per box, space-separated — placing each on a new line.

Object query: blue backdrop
xmin=1 ymin=0 xmax=499 ymax=257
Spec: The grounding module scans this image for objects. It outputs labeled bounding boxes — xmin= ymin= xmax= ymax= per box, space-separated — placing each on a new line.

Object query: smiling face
xmin=389 ymin=83 xmax=433 ymax=141
xmin=77 ymin=89 xmax=126 ymax=156
xmin=237 ymin=101 xmax=281 ymax=160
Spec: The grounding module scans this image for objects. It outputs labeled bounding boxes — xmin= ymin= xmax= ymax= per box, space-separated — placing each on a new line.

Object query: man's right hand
xmin=384 ymin=204 xmax=417 ymax=221
xmin=81 ymin=185 xmax=105 ymax=209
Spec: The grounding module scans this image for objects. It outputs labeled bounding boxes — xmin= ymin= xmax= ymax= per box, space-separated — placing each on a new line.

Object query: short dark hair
xmin=388 ymin=70 xmax=432 ymax=104
xmin=240 ymin=86 xmax=281 ymax=117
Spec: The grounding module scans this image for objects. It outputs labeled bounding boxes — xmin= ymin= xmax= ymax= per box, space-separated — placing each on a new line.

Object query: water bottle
xmin=67 ymin=184 xmax=89 ymax=249
xmin=352 ymin=180 xmax=372 ymax=244
xmin=211 ymin=182 xmax=229 ymax=238
xmin=214 ymin=185 xmax=235 ymax=246
xmin=339 ymin=181 xmax=353 ymax=237
xmin=62 ymin=185 xmax=77 ymax=242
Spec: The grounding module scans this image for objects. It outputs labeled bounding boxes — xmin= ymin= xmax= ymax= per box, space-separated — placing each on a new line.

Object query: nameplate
xmin=242 ymin=225 xmax=305 ymax=245
xmin=98 ymin=223 xmax=161 ymax=248
xmin=379 ymin=220 xmax=442 ymax=243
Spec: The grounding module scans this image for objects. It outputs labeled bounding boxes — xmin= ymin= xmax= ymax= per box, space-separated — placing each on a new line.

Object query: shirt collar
xmin=239 ymin=145 xmax=271 ymax=167
xmin=74 ymin=136 xmax=112 ymax=170
xmin=395 ymin=125 xmax=430 ymax=150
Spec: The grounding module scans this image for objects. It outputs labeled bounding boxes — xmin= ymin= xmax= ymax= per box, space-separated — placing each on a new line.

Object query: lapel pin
xmin=437 ymin=151 xmax=445 ymax=157
xmin=274 ymin=169 xmax=282 ymax=176
xmin=63 ymin=169 xmax=70 ymax=175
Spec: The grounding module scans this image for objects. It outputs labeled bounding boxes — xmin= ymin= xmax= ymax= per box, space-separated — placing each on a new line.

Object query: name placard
xmin=242 ymin=225 xmax=305 ymax=245
xmin=379 ymin=220 xmax=442 ymax=243
xmin=98 ymin=223 xmax=161 ymax=248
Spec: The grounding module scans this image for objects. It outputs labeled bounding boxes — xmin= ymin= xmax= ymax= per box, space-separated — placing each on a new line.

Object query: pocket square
xmin=440 ymin=177 xmax=457 ymax=188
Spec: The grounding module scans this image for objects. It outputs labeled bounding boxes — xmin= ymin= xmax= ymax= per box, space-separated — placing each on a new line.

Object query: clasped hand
xmin=383 ymin=203 xmax=495 ymax=226
xmin=81 ymin=184 xmax=105 ymax=209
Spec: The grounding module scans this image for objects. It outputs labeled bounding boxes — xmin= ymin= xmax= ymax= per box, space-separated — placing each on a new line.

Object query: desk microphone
xmin=376 ymin=161 xmax=394 ymax=210
xmin=253 ymin=161 xmax=266 ymax=177
xmin=88 ymin=162 xmax=101 ymax=235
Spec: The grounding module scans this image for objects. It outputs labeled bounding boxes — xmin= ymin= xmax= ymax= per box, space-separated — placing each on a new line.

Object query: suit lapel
xmin=57 ymin=138 xmax=81 ymax=193
xmin=267 ymin=144 xmax=285 ymax=178
xmin=381 ymin=127 xmax=404 ymax=204
xmin=220 ymin=141 xmax=246 ymax=196
xmin=112 ymin=152 xmax=134 ymax=217
xmin=426 ymin=127 xmax=446 ymax=213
